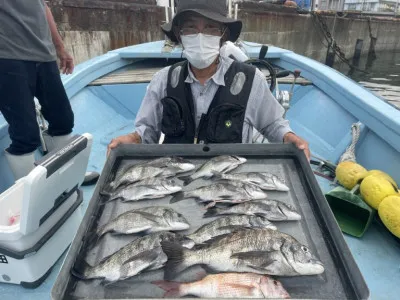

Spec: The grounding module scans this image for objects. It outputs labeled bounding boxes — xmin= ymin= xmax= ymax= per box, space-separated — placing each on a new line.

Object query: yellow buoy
xmin=378 ymin=195 xmax=400 ymax=238
xmin=360 ymin=175 xmax=398 ymax=210
xmin=364 ymin=170 xmax=398 ymax=189
xmin=336 ymin=161 xmax=367 ymax=190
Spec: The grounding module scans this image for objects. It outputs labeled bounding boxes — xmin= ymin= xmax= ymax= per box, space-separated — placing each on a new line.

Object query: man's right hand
xmin=57 ymin=48 xmax=74 ymax=75
xmin=107 ymin=132 xmax=141 ymax=156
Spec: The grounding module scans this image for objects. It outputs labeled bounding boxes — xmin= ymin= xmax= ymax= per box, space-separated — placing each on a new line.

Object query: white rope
xmin=35 ymin=100 xmax=49 ymax=153
xmin=339 ymin=122 xmax=361 ymax=163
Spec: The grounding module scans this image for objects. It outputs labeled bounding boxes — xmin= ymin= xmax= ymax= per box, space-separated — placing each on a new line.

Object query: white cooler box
xmin=0 ymin=134 xmax=93 ymax=288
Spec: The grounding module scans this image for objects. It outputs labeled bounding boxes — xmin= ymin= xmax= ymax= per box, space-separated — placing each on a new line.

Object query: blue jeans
xmin=0 ymin=59 xmax=74 ymax=155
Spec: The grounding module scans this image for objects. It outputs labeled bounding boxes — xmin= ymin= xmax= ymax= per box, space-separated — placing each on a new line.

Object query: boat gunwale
xmin=1 ymin=40 xmax=399 ymax=153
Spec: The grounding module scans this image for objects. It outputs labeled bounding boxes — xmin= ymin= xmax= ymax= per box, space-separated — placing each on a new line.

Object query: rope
xmin=35 ymin=102 xmax=49 ymax=153
xmin=35 ymin=103 xmax=48 ymax=131
xmin=339 ymin=122 xmax=362 ymax=163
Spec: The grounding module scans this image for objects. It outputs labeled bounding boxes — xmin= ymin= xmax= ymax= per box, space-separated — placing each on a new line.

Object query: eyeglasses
xmin=180 ymin=27 xmax=225 ymax=37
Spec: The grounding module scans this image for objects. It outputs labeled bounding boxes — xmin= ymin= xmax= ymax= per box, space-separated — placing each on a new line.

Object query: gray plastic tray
xmin=51 ymin=144 xmax=369 ymax=300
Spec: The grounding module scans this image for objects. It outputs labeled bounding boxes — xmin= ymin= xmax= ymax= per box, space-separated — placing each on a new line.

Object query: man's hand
xmin=107 ymin=132 xmax=142 ymax=156
xmin=57 ymin=47 xmax=74 ymax=74
xmin=283 ymin=132 xmax=310 ymax=161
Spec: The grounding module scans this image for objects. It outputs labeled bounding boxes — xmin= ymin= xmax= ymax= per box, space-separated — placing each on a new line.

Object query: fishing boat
xmin=0 ymin=39 xmax=399 ymax=299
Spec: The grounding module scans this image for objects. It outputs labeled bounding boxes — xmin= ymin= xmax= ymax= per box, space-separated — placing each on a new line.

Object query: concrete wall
xmin=239 ymin=3 xmax=400 ymax=62
xmin=47 ymin=0 xmax=400 ymax=65
xmin=48 ymin=0 xmax=165 ymax=64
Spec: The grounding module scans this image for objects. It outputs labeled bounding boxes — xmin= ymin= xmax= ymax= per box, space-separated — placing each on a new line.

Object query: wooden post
xmin=325 ymin=47 xmax=335 ymax=67
xmin=352 ymin=39 xmax=364 ymax=66
xmin=368 ymin=37 xmax=377 ymax=61
xmin=325 ymin=14 xmax=338 ymax=68
xmin=367 ymin=18 xmax=377 ymax=61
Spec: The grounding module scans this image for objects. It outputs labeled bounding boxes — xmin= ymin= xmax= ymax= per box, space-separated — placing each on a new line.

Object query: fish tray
xmin=52 ymin=144 xmax=369 ymax=300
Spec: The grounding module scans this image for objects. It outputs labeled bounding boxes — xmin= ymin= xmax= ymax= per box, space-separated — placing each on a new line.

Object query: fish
xmin=204 ymin=199 xmax=301 ymax=221
xmin=186 ymin=215 xmax=277 ymax=245
xmin=212 ymin=172 xmax=289 ymax=191
xmin=102 ymin=178 xmax=182 ymax=202
xmin=108 ymin=165 xmax=175 ymax=190
xmin=179 ymin=155 xmax=247 ymax=185
xmin=143 ymin=156 xmax=196 ymax=173
xmin=115 ymin=157 xmax=195 ymax=180
xmin=89 ymin=207 xmax=190 ymax=245
xmin=73 ymin=232 xmax=189 ymax=283
xmin=130 ymin=177 xmax=181 ymax=187
xmin=161 ymin=228 xmax=324 ymax=279
xmin=133 ymin=205 xmax=187 ymax=216
xmin=170 ymin=180 xmax=267 ymax=207
xmin=153 ymin=273 xmax=290 ymax=298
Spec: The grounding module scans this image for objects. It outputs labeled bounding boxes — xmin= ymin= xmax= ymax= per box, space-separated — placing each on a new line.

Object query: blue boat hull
xmin=0 ymin=40 xmax=399 ymax=299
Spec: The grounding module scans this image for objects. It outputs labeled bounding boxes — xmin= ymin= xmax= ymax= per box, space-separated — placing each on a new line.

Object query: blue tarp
xmin=295 ymin=0 xmax=311 ymax=8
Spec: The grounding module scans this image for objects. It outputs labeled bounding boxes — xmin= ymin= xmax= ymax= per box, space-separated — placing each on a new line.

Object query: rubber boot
xmin=42 ymin=131 xmax=100 ymax=186
xmin=4 ymin=151 xmax=36 ymax=181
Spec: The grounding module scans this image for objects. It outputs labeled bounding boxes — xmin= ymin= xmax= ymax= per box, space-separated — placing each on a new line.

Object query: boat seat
xmin=0 ymin=133 xmax=93 ymax=287
xmin=87 ymin=65 xmax=313 ymax=86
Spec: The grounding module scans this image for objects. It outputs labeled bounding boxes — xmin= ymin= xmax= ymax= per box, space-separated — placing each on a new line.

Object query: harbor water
xmin=333 ymin=50 xmax=400 ymax=110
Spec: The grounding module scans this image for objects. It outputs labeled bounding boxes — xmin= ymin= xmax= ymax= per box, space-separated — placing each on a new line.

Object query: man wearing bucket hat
xmin=108 ymin=0 xmax=310 ymax=160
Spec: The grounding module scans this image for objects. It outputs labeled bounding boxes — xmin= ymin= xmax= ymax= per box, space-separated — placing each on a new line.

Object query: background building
xmin=318 ymin=0 xmax=345 ymax=10
xmin=343 ymin=0 xmax=399 ymax=13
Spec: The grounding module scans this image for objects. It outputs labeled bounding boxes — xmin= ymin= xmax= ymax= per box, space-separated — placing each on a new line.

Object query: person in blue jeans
xmin=0 ymin=0 xmax=99 ymax=185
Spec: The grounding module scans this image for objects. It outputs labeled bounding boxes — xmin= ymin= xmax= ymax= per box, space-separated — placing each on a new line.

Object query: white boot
xmin=4 ymin=151 xmax=36 ymax=181
xmin=42 ymin=131 xmax=99 ymax=186
xmin=42 ymin=131 xmax=73 ymax=152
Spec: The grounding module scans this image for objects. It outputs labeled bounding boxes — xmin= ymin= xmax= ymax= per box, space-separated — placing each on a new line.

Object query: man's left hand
xmin=283 ymin=132 xmax=310 ymax=161
xmin=57 ymin=48 xmax=74 ymax=75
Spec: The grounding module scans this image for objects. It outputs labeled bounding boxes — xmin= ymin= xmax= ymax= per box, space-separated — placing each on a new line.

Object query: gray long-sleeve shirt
xmin=135 ymin=56 xmax=292 ymax=144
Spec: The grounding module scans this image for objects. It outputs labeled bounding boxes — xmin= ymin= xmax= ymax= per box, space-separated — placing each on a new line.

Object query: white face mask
xmin=181 ymin=33 xmax=221 ymax=69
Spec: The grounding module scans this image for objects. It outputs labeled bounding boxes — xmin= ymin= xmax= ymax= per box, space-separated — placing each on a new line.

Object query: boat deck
xmin=1 ymin=88 xmax=399 ymax=300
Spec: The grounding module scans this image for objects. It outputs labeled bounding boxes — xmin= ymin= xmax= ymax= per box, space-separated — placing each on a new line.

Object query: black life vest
xmin=161 ymin=60 xmax=256 ymax=144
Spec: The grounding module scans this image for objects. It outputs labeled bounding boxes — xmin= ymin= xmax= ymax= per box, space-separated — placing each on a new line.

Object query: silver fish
xmin=133 ymin=206 xmax=186 ymax=218
xmin=130 ymin=177 xmax=180 ymax=187
xmin=153 ymin=273 xmax=290 ymax=298
xmin=170 ymin=180 xmax=267 ymax=207
xmin=161 ymin=228 xmax=324 ymax=279
xmin=133 ymin=206 xmax=193 ymax=230
xmin=116 ymin=157 xmax=195 ymax=180
xmin=109 ymin=165 xmax=175 ymax=190
xmin=213 ymin=172 xmax=289 ymax=191
xmin=73 ymin=232 xmax=186 ymax=283
xmin=94 ymin=207 xmax=190 ymax=242
xmin=204 ymin=199 xmax=301 ymax=221
xmin=186 ymin=215 xmax=277 ymax=245
xmin=104 ymin=178 xmax=182 ymax=202
xmin=142 ymin=156 xmax=195 ymax=173
xmin=179 ymin=155 xmax=247 ymax=185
